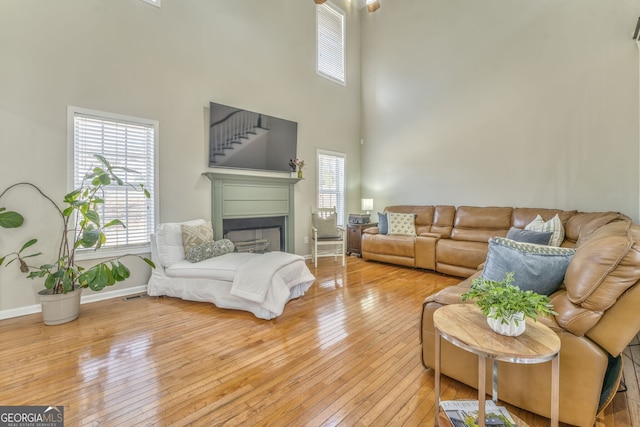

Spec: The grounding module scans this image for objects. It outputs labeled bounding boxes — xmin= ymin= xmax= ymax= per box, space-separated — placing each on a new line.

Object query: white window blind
xmin=317 ymin=150 xmax=346 ymax=226
xmin=316 ymin=2 xmax=346 ymax=85
xmin=71 ymin=107 xmax=156 ymax=253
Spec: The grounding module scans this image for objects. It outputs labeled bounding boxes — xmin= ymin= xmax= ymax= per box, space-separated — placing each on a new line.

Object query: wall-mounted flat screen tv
xmin=209 ymin=102 xmax=298 ymax=173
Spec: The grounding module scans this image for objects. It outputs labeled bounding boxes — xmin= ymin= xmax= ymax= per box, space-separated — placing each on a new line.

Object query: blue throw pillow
xmin=506 ymin=227 xmax=553 ymax=245
xmin=378 ymin=212 xmax=388 ymax=235
xmin=482 ymin=237 xmax=575 ymax=295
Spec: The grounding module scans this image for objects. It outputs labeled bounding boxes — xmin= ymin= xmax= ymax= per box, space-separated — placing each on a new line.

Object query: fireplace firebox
xmin=223 ymin=216 xmax=285 ymax=253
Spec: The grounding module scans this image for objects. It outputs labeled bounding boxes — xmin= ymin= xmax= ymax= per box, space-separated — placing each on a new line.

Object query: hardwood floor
xmin=0 ymin=257 xmax=637 ymax=426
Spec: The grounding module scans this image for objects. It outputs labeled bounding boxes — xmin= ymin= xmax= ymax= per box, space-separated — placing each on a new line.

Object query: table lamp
xmin=361 ymin=198 xmax=373 ymax=214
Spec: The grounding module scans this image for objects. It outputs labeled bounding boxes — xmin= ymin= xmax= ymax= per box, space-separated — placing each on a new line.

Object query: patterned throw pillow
xmin=181 ymin=221 xmax=214 ymax=254
xmin=524 ymin=214 xmax=565 ymax=246
xmin=185 ymin=239 xmax=235 ymax=263
xmin=387 ymin=212 xmax=417 ymax=236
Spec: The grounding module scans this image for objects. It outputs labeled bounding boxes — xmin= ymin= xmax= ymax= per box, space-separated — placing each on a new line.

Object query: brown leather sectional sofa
xmin=362 ymin=205 xmax=640 ymax=426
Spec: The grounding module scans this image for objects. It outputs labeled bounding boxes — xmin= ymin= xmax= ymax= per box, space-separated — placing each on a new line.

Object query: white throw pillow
xmin=312 ymin=212 xmax=340 ymax=238
xmin=387 ymin=212 xmax=417 ymax=236
xmin=524 ymin=214 xmax=565 ymax=247
xmin=156 ymin=219 xmax=209 ymax=267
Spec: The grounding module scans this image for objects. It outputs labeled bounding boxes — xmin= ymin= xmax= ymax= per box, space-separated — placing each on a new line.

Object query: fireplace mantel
xmin=203 ymin=172 xmax=301 ymax=253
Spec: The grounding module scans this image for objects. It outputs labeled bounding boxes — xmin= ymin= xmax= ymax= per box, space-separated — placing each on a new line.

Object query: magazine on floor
xmin=440 ymin=400 xmax=517 ymax=427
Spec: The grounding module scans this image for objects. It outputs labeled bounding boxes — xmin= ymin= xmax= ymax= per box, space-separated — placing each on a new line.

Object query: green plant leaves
xmin=0 ymin=210 xmax=24 ymax=228
xmin=103 ymin=219 xmax=124 ymax=229
xmin=111 ymin=261 xmax=130 ymax=281
xmin=80 ymin=228 xmax=101 ymax=248
xmin=84 ymin=210 xmax=100 ymax=226
xmin=19 ymin=239 xmax=37 ymax=252
xmin=44 ymin=274 xmax=57 ymax=289
xmin=94 ymin=153 xmax=112 ymax=169
xmin=461 ymin=272 xmax=557 ymax=322
xmin=78 ymin=261 xmax=131 ymax=292
xmin=142 ymin=257 xmax=155 ymax=268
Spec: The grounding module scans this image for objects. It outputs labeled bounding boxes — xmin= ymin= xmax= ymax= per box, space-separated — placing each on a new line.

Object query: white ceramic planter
xmin=486 ymin=310 xmax=526 ymax=337
xmin=38 ymin=287 xmax=83 ymax=325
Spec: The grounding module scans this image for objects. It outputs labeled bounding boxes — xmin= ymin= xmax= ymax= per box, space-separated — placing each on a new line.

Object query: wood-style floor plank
xmin=0 ymin=257 xmax=636 ymax=426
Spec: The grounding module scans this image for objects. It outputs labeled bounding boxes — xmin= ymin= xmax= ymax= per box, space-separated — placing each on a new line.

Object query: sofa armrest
xmin=586 ymin=282 xmax=640 ymax=356
xmin=423 ymin=271 xmax=479 ymax=305
xmin=363 ymin=227 xmax=379 ymax=235
xmin=415 ymin=233 xmax=440 ymax=270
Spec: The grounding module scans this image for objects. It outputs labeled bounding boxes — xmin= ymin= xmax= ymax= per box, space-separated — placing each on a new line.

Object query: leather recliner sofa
xmin=362 ymin=205 xmax=640 ymax=426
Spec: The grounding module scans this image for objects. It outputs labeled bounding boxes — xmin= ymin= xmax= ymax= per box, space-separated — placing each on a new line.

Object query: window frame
xmin=316 ymin=1 xmax=346 ymax=86
xmin=316 ymin=149 xmax=346 ymax=227
xmin=67 ymin=106 xmax=158 ymax=260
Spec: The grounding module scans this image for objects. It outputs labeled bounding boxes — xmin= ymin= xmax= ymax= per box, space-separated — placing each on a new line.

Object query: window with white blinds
xmin=317 ymin=149 xmax=346 ymax=226
xmin=69 ymin=107 xmax=156 ymax=255
xmin=316 ymin=2 xmax=346 ymax=85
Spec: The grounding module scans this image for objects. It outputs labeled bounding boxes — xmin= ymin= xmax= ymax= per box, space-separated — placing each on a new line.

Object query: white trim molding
xmin=0 ymin=285 xmax=148 ymax=321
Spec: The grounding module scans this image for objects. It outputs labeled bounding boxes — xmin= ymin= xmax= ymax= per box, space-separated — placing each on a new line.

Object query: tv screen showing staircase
xmin=209 ymin=102 xmax=298 ymax=173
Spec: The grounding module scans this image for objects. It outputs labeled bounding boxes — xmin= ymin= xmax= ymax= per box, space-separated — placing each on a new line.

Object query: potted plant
xmin=461 ymin=272 xmax=557 ymax=337
xmin=0 ymin=154 xmax=154 ymax=325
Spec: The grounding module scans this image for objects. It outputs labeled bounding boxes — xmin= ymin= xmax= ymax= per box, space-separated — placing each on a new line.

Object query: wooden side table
xmin=433 ymin=304 xmax=561 ymax=427
xmin=346 ymin=223 xmax=377 ymax=257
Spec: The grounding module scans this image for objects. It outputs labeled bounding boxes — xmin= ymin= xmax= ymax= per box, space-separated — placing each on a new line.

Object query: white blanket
xmin=230 ymin=252 xmax=306 ymax=303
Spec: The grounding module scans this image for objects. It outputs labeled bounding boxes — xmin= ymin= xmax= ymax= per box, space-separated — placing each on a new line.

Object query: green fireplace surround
xmin=203 ymin=173 xmax=301 ymax=253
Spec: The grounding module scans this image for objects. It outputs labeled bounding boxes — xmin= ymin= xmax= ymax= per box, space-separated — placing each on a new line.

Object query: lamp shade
xmin=361 ymin=198 xmax=374 ymax=211
xmin=314 ymin=0 xmax=327 ymax=4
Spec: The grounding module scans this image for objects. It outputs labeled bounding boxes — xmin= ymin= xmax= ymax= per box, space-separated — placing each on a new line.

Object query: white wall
xmin=0 ymin=0 xmax=361 ymax=315
xmin=360 ymin=0 xmax=640 ymax=222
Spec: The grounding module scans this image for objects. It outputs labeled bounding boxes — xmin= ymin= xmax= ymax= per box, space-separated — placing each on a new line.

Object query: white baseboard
xmin=80 ymin=285 xmax=148 ymax=304
xmin=0 ymin=285 xmax=148 ymax=321
xmin=0 ymin=304 xmax=41 ymax=321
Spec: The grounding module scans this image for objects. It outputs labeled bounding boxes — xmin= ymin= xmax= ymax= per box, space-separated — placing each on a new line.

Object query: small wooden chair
xmin=311 ymin=207 xmax=346 ymax=268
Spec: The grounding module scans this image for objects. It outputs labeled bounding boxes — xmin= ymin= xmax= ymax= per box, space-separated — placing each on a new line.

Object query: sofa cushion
xmin=388 ymin=212 xmax=417 ymax=236
xmin=181 ymin=221 xmax=214 ymax=253
xmin=378 ymin=212 xmax=388 ymax=234
xmin=450 ymin=206 xmax=512 ymax=243
xmin=312 ymin=212 xmax=340 ymax=238
xmin=436 ymin=239 xmax=489 ymax=272
xmin=165 ymin=252 xmax=259 ymax=281
xmin=525 ymin=214 xmax=564 ymax=246
xmin=506 ymin=227 xmax=552 ymax=245
xmin=482 ymin=237 xmax=575 ymax=295
xmin=156 ymin=219 xmax=209 ymax=268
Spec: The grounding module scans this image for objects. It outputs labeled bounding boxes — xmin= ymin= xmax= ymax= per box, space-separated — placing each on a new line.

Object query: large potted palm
xmin=0 ymin=154 xmax=154 ymax=325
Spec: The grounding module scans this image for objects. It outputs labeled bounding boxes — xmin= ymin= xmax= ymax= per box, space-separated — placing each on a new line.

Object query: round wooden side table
xmin=433 ymin=304 xmax=561 ymax=427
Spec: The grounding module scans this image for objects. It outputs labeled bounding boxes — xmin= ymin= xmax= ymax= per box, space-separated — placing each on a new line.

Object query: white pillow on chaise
xmin=156 ymin=219 xmax=210 ymax=268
